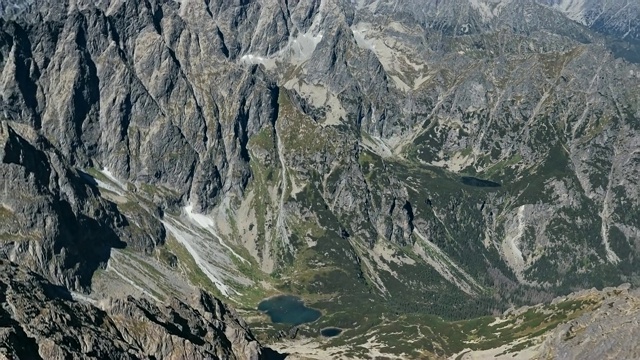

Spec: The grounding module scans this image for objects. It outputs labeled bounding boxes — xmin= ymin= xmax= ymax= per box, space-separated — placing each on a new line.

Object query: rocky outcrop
xmin=0 ymin=259 xmax=274 ymax=360
xmin=538 ymin=284 xmax=640 ymax=360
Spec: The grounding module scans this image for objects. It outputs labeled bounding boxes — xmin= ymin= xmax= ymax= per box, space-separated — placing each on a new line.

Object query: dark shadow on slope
xmin=41 ymin=281 xmax=74 ymax=301
xmin=55 ymin=199 xmax=127 ymax=290
xmin=2 ymin=124 xmax=128 ymax=290
xmin=77 ymin=169 xmax=98 ymax=187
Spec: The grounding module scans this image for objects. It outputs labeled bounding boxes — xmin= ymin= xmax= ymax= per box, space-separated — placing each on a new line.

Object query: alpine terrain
xmin=0 ymin=0 xmax=639 ymax=358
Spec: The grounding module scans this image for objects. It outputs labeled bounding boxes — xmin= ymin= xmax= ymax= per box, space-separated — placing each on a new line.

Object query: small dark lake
xmin=320 ymin=327 xmax=343 ymax=337
xmin=257 ymin=295 xmax=321 ymax=325
xmin=460 ymin=176 xmax=501 ymax=188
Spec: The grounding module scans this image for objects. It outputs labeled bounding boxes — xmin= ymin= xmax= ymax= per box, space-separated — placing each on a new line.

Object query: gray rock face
xmin=538 ymin=285 xmax=640 ymax=360
xmin=537 ymin=0 xmax=640 ymax=41
xmin=0 ymin=120 xmax=133 ymax=291
xmin=0 ymin=259 xmax=268 ymax=360
xmin=1 ymin=0 xmax=279 ymax=201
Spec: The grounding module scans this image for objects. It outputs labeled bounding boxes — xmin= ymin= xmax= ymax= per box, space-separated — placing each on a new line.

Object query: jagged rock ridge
xmin=0 ymin=259 xmax=274 ymax=360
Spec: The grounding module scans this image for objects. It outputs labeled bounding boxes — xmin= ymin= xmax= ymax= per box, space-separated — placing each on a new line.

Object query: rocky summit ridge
xmin=0 ymin=0 xmax=639 ymax=358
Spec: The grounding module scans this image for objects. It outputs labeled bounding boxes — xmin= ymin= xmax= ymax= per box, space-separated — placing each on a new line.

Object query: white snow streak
xmin=94 ymin=168 xmax=128 ymax=195
xmin=240 ymin=54 xmax=270 ymax=65
xmin=184 ymin=206 xmax=250 ymax=265
xmin=163 ymin=220 xmax=238 ymax=297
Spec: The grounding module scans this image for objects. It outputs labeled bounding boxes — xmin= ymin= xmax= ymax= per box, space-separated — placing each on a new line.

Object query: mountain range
xmin=0 ymin=0 xmax=639 ymax=358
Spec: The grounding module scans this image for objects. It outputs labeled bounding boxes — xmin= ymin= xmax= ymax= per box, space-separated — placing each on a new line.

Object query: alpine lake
xmin=257 ymin=295 xmax=344 ymax=338
xmin=257 ymin=295 xmax=321 ymax=326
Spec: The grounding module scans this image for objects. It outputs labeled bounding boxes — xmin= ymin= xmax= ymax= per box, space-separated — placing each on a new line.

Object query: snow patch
xmin=184 ymin=205 xmax=215 ymax=228
xmin=352 ymin=27 xmax=376 ymax=51
xmin=240 ymin=54 xmax=276 ymax=68
xmin=84 ymin=168 xmax=127 ymax=196
xmin=93 ymin=178 xmax=125 ymax=196
xmin=101 ymin=168 xmax=127 ymax=189
xmin=240 ymin=30 xmax=322 ymax=67
xmin=169 ymin=0 xmax=189 ymax=17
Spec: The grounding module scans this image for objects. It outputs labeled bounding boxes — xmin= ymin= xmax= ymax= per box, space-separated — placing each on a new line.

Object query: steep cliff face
xmin=0 ymin=121 xmax=134 ymax=291
xmin=0 ymin=0 xmax=639 ymax=357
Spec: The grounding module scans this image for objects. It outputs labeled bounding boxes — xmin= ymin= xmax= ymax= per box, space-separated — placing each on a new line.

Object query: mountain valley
xmin=0 ymin=0 xmax=639 ymax=358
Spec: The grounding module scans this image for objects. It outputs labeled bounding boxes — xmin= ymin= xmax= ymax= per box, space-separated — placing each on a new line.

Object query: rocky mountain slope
xmin=449 ymin=284 xmax=640 ymax=360
xmin=536 ymin=285 xmax=640 ymax=360
xmin=539 ymin=0 xmax=640 ymax=40
xmin=538 ymin=0 xmax=640 ymax=62
xmin=0 ymin=259 xmax=272 ymax=359
xmin=0 ymin=0 xmax=639 ymax=358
